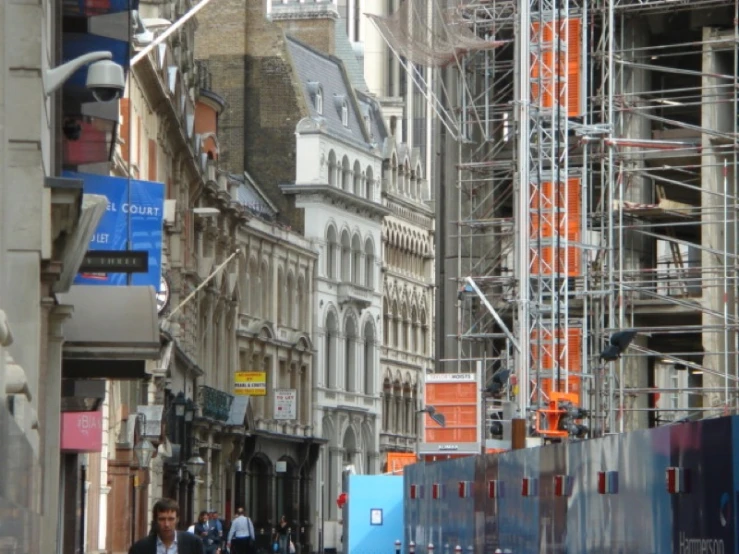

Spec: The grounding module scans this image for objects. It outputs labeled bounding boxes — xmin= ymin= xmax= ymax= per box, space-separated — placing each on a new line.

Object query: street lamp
xmin=174 ymin=391 xmax=187 ymax=418
xmin=134 ymin=439 xmax=156 ymax=469
xmin=185 ymin=455 xmax=206 ymax=478
xmin=185 ymin=398 xmax=195 ymax=423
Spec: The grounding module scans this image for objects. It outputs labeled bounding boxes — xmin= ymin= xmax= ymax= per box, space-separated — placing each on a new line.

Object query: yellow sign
xmin=234 ymin=371 xmax=267 ymax=396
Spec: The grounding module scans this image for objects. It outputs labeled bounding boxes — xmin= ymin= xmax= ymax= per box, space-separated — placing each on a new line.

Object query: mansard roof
xmin=286 ymin=35 xmax=370 ymax=148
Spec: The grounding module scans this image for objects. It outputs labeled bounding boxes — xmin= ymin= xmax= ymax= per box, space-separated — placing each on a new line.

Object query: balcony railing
xmin=198 ymin=385 xmax=234 ymax=422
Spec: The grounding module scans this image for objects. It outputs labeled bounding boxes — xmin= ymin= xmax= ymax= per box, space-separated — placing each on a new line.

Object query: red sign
xmin=336 ymin=492 xmax=348 ymax=509
xmin=61 ymin=410 xmax=103 ymax=452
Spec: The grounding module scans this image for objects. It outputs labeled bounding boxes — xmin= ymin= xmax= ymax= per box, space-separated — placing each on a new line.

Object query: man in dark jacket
xmin=129 ymin=498 xmax=205 ymax=554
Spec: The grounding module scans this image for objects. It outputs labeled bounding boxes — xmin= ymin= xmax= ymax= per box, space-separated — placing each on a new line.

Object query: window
xmin=364 ymin=239 xmax=375 ymax=289
xmin=327 ymin=226 xmax=338 ymax=279
xmin=364 ymin=322 xmax=374 ymax=394
xmin=365 ymin=166 xmax=374 ymax=201
xmin=341 ymin=230 xmax=351 ymax=282
xmin=345 ymin=317 xmax=357 ymax=391
xmin=341 ymin=102 xmax=349 ymax=126
xmin=325 ymin=311 xmax=338 ymax=388
xmin=316 ymin=88 xmax=323 ymax=114
xmin=352 ymin=234 xmax=362 ymax=285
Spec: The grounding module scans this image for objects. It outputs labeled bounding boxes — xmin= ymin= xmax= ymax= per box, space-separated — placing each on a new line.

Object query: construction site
xmin=371 ymin=0 xmax=739 ymax=439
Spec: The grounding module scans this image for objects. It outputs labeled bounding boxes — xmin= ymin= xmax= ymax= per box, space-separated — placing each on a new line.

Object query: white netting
xmin=367 ymin=0 xmax=509 ymax=68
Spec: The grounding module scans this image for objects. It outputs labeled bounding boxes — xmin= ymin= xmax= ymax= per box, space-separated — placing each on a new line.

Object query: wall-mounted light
xmin=134 ymin=438 xmax=156 ymax=469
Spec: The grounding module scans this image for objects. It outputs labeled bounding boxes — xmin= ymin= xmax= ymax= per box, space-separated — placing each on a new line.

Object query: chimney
xmin=270 ymin=0 xmax=338 ymax=56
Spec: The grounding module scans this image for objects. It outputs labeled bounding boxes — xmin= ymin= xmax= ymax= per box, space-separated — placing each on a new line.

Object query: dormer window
xmin=334 ymin=94 xmax=349 ymax=127
xmin=341 ymin=102 xmax=349 ymax=126
xmin=307 ymin=81 xmax=323 ymax=115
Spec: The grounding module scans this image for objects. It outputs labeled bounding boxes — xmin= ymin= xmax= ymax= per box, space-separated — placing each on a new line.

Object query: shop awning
xmin=59 ymin=285 xmax=160 ymax=379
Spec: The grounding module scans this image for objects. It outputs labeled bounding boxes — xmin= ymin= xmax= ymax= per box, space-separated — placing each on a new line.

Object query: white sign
xmin=274 ymin=389 xmax=297 ymax=420
xmin=425 ymin=372 xmax=476 ymax=383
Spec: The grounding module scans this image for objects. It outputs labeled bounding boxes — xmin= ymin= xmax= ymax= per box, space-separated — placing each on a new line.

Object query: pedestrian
xmin=209 ymin=509 xmax=224 ymax=550
xmin=128 ymin=498 xmax=204 ymax=554
xmin=273 ymin=516 xmax=289 ymax=554
xmin=194 ymin=511 xmax=213 ymax=550
xmin=226 ymin=507 xmax=255 ymax=554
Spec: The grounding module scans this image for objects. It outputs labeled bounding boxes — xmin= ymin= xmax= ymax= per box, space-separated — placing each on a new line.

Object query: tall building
xmin=374 ymin=0 xmax=739 ymax=437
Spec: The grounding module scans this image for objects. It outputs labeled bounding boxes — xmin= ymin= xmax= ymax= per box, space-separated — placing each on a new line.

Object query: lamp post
xmin=134 ymin=439 xmax=156 ymax=469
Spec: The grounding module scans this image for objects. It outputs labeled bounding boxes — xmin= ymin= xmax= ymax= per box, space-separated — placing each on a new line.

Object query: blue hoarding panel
xmin=347 ymin=475 xmax=404 ymax=554
xmin=404 ymin=416 xmax=739 ymax=553
xmin=64 ymin=171 xmax=164 ymax=288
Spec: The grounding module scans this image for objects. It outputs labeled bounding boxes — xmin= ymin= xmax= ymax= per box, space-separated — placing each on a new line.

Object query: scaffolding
xmin=371 ymin=0 xmax=739 ymax=437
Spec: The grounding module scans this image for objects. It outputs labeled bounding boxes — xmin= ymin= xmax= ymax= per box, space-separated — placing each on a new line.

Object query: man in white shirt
xmin=226 ymin=507 xmax=255 ymax=554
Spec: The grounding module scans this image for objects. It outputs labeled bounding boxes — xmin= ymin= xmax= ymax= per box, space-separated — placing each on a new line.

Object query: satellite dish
xmin=158 ymin=437 xmax=173 ymax=458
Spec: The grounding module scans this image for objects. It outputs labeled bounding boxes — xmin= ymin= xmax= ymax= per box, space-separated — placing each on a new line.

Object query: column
xmin=40 ymin=301 xmax=73 ymax=554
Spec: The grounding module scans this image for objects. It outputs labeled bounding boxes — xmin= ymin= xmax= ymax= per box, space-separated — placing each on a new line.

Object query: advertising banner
xmin=65 ymin=172 xmax=164 ymax=288
xmin=420 ymin=367 xmax=481 ymax=457
xmin=60 ymin=410 xmax=103 ymax=453
xmin=234 ymin=372 xmax=267 ymax=396
xmin=274 ymin=389 xmax=297 ymax=420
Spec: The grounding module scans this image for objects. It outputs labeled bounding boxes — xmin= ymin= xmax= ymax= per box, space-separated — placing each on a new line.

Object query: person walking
xmin=273 ymin=516 xmax=289 ymax=554
xmin=226 ymin=507 xmax=255 ymax=554
xmin=208 ymin=510 xmax=224 ymax=551
xmin=129 ymin=498 xmax=204 ymax=554
xmin=194 ymin=511 xmax=216 ymax=553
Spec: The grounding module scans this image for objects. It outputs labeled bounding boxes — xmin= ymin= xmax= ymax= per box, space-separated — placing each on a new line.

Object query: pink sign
xmin=61 ymin=410 xmax=103 ymax=452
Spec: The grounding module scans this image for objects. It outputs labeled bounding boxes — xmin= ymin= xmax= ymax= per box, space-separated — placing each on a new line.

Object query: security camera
xmin=86 ymin=59 xmax=125 ymax=102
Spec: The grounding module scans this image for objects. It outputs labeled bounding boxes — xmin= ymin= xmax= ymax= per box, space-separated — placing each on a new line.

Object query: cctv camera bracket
xmin=43 ymin=51 xmax=113 ymax=97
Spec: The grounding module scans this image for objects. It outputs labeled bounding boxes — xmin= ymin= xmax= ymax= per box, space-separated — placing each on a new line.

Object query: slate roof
xmin=230 ymin=172 xmax=277 ymax=219
xmin=333 ymin=23 xmax=368 ymax=92
xmin=286 ymin=36 xmax=369 ymax=147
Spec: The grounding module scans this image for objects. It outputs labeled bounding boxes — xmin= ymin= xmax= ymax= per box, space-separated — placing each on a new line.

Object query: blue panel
xmin=64 ymin=171 xmax=164 ymax=288
xmin=405 ymin=416 xmax=739 ymax=553
xmin=347 ymin=475 xmax=404 ymax=554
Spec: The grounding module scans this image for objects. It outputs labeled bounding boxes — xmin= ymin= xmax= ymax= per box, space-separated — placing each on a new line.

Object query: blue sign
xmin=64 ymin=171 xmax=164 ymax=288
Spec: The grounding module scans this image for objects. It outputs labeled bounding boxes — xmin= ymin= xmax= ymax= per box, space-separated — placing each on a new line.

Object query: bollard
xmin=454 ymin=546 xmax=462 ymax=554
xmin=467 ymin=546 xmax=473 ymax=554
xmin=395 ymin=540 xmax=402 ymax=554
xmin=409 ymin=541 xmax=416 ymax=554
xmin=444 ymin=543 xmax=450 ymax=554
xmin=427 ymin=544 xmax=434 ymax=554
xmin=494 ymin=550 xmax=502 ymax=554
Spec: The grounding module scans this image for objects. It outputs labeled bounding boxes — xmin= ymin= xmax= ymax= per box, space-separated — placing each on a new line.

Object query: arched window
xmin=400 ymin=303 xmax=408 ymax=350
xmin=420 ymin=309 xmax=428 ymax=355
xmin=364 ymin=238 xmax=375 ymax=290
xmin=277 ymin=267 xmax=285 ymax=325
xmin=286 ymin=271 xmax=295 ymax=327
xmin=261 ymin=261 xmax=270 ymax=320
xmin=325 ymin=311 xmax=338 ymax=388
xmin=351 ymin=233 xmax=362 ymax=285
xmin=342 ymin=156 xmax=351 ymax=191
xmin=297 ymin=275 xmax=306 ymax=330
xmin=410 ymin=306 xmax=418 ymax=353
xmin=363 ymin=321 xmax=375 ymax=395
xmin=365 ymin=166 xmax=374 ymax=201
xmin=240 ymin=256 xmax=250 ymax=314
xmin=345 ymin=317 xmax=357 ymax=392
xmin=403 ymin=161 xmax=411 ymax=194
xmin=326 ymin=226 xmax=338 ymax=279
xmin=250 ymin=258 xmax=260 ymax=317
xmin=383 ymin=298 xmax=390 ymax=348
xmin=328 ymin=150 xmax=337 ymax=186
xmin=391 ymin=301 xmax=399 ymax=348
xmin=341 ymin=230 xmax=351 ymax=282
xmin=316 ymin=87 xmax=323 ymax=114
xmin=353 ymin=160 xmax=362 ymax=196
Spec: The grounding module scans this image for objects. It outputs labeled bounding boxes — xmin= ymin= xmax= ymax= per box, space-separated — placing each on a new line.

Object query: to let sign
xmin=234 ymin=372 xmax=267 ymax=396
xmin=274 ymin=389 xmax=297 ymax=420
